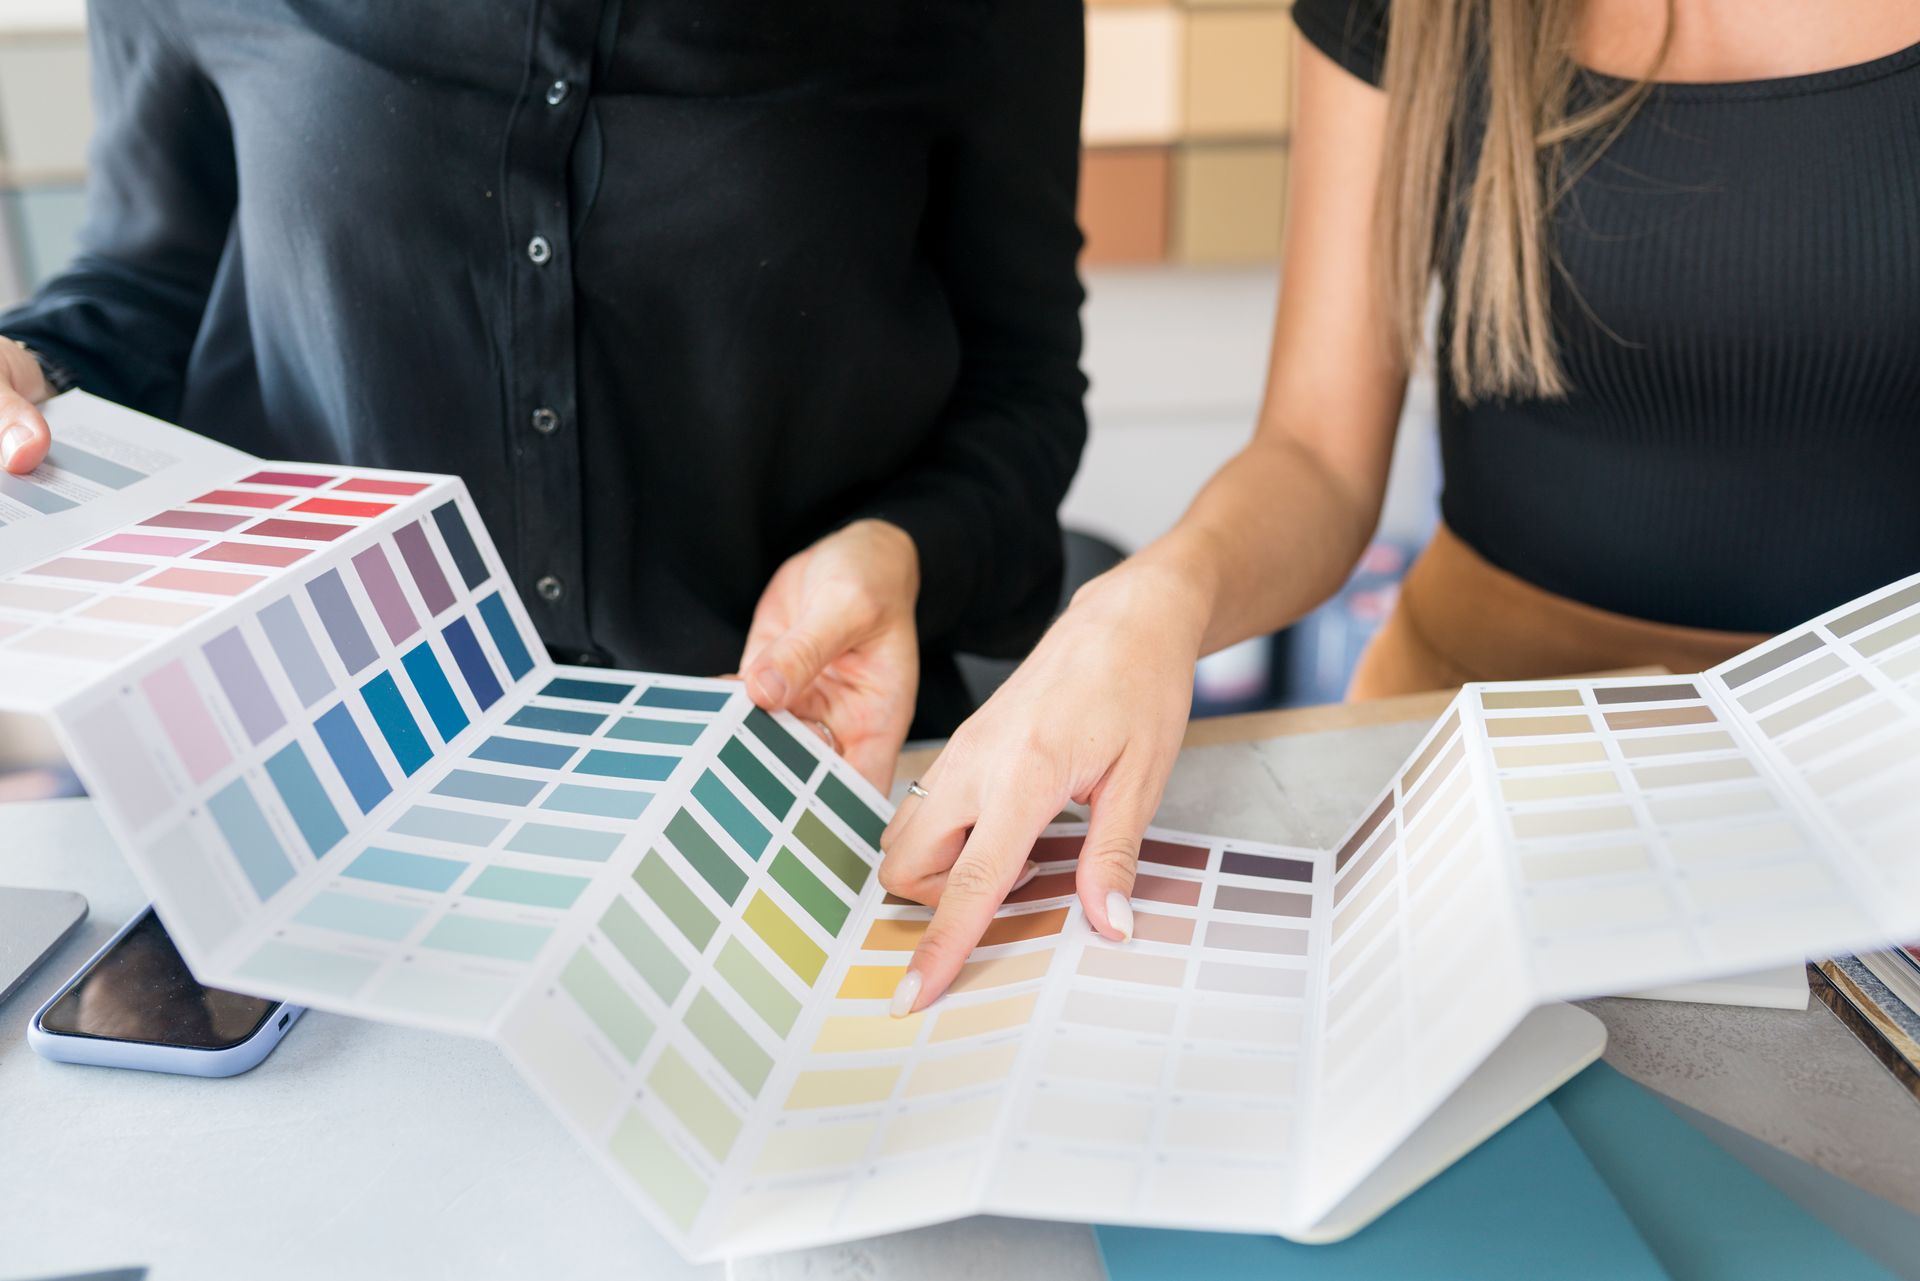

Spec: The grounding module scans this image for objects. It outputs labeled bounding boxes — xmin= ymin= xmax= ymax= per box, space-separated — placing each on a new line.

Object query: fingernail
xmin=1105 ymin=891 xmax=1135 ymax=942
xmin=890 ymin=969 xmax=923 ymax=1018
xmin=751 ymin=665 xmax=788 ymax=706
xmin=1011 ymin=860 xmax=1039 ymax=891
xmin=0 ymin=423 xmax=30 ymax=469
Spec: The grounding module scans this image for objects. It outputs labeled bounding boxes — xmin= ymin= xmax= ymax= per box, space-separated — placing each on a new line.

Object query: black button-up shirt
xmin=3 ymin=0 xmax=1088 ymax=730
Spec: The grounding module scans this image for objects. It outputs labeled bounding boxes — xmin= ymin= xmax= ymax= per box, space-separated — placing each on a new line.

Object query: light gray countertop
xmin=3 ymin=716 xmax=1915 ymax=1281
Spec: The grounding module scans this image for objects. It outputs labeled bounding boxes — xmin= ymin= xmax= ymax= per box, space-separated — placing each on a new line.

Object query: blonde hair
xmin=1374 ymin=0 xmax=1672 ymax=401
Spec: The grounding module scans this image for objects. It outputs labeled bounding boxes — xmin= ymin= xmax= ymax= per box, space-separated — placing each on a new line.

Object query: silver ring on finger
xmin=812 ymin=719 xmax=839 ymax=754
xmin=906 ymin=780 xmax=930 ymax=800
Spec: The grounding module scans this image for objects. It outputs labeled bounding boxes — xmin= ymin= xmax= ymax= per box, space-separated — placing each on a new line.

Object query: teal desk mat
xmin=1096 ymin=1064 xmax=1904 ymax=1280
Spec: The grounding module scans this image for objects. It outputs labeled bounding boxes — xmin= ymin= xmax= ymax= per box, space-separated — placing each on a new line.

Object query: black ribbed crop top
xmin=1293 ymin=0 xmax=1920 ymax=631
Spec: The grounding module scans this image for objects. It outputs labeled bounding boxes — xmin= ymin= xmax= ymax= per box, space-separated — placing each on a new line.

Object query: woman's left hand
xmin=739 ymin=519 xmax=920 ymax=791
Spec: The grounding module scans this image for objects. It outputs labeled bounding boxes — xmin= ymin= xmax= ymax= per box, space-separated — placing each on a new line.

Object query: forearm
xmin=1089 ymin=428 xmax=1380 ymax=659
xmin=0 ymin=2 xmax=237 ymax=419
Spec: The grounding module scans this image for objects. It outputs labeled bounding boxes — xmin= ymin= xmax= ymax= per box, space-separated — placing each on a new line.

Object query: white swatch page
xmin=7 ymin=392 xmax=1920 ymax=1261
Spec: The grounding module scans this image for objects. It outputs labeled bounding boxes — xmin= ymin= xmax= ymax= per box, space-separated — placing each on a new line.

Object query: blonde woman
xmin=879 ymin=0 xmax=1920 ymax=1016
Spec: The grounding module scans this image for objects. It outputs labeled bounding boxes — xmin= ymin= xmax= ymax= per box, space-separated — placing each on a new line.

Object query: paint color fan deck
xmin=7 ymin=395 xmax=1920 ymax=1263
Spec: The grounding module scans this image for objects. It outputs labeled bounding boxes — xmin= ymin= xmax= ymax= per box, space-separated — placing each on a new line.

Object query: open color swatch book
xmin=3 ymin=393 xmax=1919 ymax=1261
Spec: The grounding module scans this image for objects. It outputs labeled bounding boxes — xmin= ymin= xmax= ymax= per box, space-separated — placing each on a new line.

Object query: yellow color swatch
xmin=906 ymin=1042 xmax=1021 ymax=1097
xmin=813 ymin=1012 xmax=925 ymax=1054
xmin=839 ymin=965 xmax=907 ymax=1000
xmin=836 ymin=947 xmax=1058 ymax=1002
xmin=753 ymin=1120 xmax=877 ymax=1175
xmin=785 ymin=1065 xmax=901 ymax=1110
xmin=744 ymin=891 xmax=826 ymax=984
xmin=932 ymin=992 xmax=1039 ymax=1043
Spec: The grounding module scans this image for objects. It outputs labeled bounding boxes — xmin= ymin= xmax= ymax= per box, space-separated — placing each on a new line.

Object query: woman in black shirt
xmin=880 ymin=0 xmax=1920 ymax=1017
xmin=0 ymin=0 xmax=1089 ymax=790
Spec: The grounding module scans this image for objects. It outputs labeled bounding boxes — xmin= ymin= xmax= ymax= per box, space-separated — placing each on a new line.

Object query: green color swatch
xmin=666 ymin=808 xmax=746 ymax=903
xmin=714 ymin=938 xmax=801 ymax=1036
xmin=609 ymin=1109 xmax=705 ymax=1230
xmin=599 ymin=894 xmax=690 ymax=1001
xmin=793 ymin=809 xmax=870 ymax=894
xmin=719 ymin=735 xmax=793 ymax=819
xmin=744 ymin=707 xmax=818 ymax=782
xmin=686 ymin=990 xmax=773 ymax=1094
xmin=648 ymin=1046 xmax=743 ymax=1162
xmin=769 ymin=847 xmax=850 ymax=935
xmin=630 ymin=851 xmax=717 ymax=950
xmin=560 ymin=947 xmax=653 ymax=1063
xmin=817 ymin=772 xmax=885 ymax=847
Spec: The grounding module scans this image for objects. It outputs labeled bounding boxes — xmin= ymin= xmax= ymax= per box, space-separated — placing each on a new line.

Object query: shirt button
xmin=535 ymin=575 xmax=565 ymax=603
xmin=530 ymin=407 xmax=560 ymax=435
xmin=527 ymin=235 xmax=552 ymax=266
xmin=545 ymin=79 xmax=570 ymax=106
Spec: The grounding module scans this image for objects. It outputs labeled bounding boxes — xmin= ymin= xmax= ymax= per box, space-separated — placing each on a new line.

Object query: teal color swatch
xmin=471 ymin=735 xmax=574 ymax=769
xmin=505 ymin=822 xmax=624 ymax=862
xmin=507 ymin=705 xmax=607 ymax=735
xmin=265 ymin=740 xmax=347 ymax=856
xmin=576 ymin=748 xmax=677 ymax=782
xmin=543 ymin=784 xmax=652 ymax=819
xmin=389 ymin=805 xmax=507 ymax=846
xmin=1552 ymin=1064 xmax=1897 ymax=1281
xmin=343 ymin=846 xmax=467 ymax=891
xmin=294 ymin=890 xmax=425 ymax=941
xmin=609 ymin=717 xmax=704 ymax=746
xmin=422 ymin=914 xmax=552 ymax=961
xmin=207 ymin=778 xmax=295 ymax=900
xmin=1098 ymin=1100 xmax=1663 ymax=1281
xmin=693 ymin=770 xmax=770 ymax=858
xmin=466 ymin=865 xmax=589 ymax=909
xmin=432 ymin=769 xmax=543 ymax=805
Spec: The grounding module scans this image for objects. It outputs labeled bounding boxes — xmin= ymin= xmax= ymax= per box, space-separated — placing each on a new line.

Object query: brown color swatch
xmin=1079 ymin=147 xmax=1172 ymax=265
xmin=1140 ymin=836 xmax=1209 ymax=869
xmin=1604 ymin=705 xmax=1717 ymax=731
xmin=1135 ymin=873 xmax=1205 ymax=906
xmin=1173 ymin=143 xmax=1288 ymax=263
xmin=1184 ymin=9 xmax=1293 ymax=138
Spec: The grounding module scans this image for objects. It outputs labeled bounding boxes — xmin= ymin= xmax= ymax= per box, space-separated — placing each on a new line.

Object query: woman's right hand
xmin=877 ymin=555 xmax=1212 ymax=1015
xmin=0 ymin=338 xmax=54 ymax=474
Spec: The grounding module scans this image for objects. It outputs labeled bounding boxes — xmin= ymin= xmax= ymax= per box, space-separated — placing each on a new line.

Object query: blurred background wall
xmin=0 ymin=0 xmax=1439 ymax=756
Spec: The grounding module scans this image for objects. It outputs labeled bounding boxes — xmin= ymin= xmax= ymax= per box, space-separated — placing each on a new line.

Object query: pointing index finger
xmin=891 ymin=792 xmax=1055 ymax=1016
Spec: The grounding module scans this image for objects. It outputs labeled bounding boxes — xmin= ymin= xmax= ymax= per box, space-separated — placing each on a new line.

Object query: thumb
xmin=1075 ymin=760 xmax=1163 ymax=942
xmin=745 ymin=584 xmax=867 ymax=711
xmin=0 ymin=387 xmax=51 ymax=475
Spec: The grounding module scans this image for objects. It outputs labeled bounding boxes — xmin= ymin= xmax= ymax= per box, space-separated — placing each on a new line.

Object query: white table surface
xmin=4 ymin=719 xmax=1917 ymax=1281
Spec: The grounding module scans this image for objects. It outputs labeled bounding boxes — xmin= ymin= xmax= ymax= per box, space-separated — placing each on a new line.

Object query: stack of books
xmin=1814 ymin=947 xmax=1920 ymax=1102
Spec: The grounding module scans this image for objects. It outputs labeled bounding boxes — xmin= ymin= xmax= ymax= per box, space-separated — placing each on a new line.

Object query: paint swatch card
xmin=6 ymin=392 xmax=1920 ymax=1263
xmin=0 ymin=391 xmax=254 ymax=578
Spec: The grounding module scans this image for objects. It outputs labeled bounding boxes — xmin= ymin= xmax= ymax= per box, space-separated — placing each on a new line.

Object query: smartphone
xmin=29 ymin=906 xmax=303 ymax=1077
